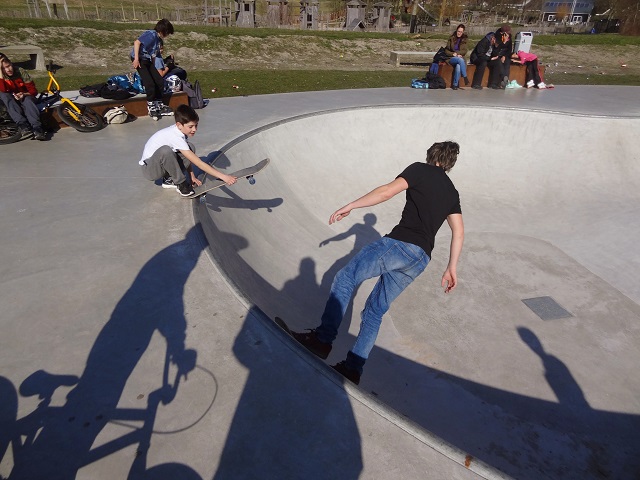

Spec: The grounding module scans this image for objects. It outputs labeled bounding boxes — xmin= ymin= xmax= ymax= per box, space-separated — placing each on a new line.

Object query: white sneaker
xmin=537 ymin=82 xmax=547 ymax=89
xmin=526 ymin=80 xmax=535 ymax=88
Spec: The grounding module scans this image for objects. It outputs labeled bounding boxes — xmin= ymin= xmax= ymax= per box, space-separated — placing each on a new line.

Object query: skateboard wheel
xmin=248 ymin=176 xmax=255 ymax=185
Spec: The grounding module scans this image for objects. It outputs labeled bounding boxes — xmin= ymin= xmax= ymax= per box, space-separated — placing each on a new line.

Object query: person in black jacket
xmin=488 ymin=25 xmax=513 ymax=89
xmin=469 ymin=32 xmax=497 ymax=90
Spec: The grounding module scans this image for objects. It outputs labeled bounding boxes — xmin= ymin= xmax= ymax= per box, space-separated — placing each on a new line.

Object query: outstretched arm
xmin=180 ymin=149 xmax=237 ymax=186
xmin=329 ymin=177 xmax=408 ymax=225
xmin=441 ymin=213 xmax=464 ymax=293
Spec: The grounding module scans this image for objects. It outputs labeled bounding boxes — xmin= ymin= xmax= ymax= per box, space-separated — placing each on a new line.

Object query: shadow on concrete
xmin=0 ymin=227 xmax=207 ymax=480
xmin=200 ymin=211 xmax=640 ymax=479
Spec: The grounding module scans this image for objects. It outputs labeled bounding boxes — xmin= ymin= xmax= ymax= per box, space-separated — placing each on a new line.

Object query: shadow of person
xmin=5 ymin=226 xmax=205 ymax=480
xmin=517 ymin=326 xmax=590 ymax=410
xmin=204 ymin=224 xmax=362 ymax=479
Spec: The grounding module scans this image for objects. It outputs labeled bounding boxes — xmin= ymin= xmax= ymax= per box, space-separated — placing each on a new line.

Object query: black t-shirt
xmin=386 ymin=162 xmax=461 ymax=257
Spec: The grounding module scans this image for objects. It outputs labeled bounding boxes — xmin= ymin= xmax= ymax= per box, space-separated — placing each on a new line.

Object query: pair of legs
xmin=525 ymin=60 xmax=543 ymax=86
xmin=140 ymin=145 xmax=191 ymax=185
xmin=0 ymin=91 xmax=45 ymax=139
xmin=448 ymin=57 xmax=468 ymax=88
xmin=135 ymin=59 xmax=172 ymax=116
xmin=315 ymin=237 xmax=429 ymax=375
xmin=488 ymin=57 xmax=511 ymax=88
xmin=471 ymin=58 xmax=488 ymax=88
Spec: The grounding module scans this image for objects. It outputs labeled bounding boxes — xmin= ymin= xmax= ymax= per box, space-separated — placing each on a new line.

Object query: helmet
xmin=165 ymin=75 xmax=182 ymax=93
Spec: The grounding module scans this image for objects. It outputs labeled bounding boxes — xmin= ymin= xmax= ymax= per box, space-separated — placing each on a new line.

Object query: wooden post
xmin=156 ymin=3 xmax=160 ymax=20
xmin=63 ymin=0 xmax=69 ymax=19
xmin=81 ymin=0 xmax=86 ymax=19
xmin=122 ymin=3 xmax=126 ymax=20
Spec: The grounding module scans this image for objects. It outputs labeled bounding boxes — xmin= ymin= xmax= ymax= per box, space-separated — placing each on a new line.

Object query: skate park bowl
xmin=195 ymin=104 xmax=640 ymax=479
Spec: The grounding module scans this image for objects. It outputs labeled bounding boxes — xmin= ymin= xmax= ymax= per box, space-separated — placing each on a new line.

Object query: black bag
xmin=79 ymin=83 xmax=106 ymax=98
xmin=99 ymin=83 xmax=133 ymax=100
xmin=182 ymin=80 xmax=204 ymax=109
xmin=433 ymin=47 xmax=449 ymax=64
xmin=424 ymin=72 xmax=446 ymax=89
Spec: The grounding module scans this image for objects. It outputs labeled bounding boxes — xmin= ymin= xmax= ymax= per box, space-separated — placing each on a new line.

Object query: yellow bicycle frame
xmin=44 ymin=70 xmax=83 ymax=118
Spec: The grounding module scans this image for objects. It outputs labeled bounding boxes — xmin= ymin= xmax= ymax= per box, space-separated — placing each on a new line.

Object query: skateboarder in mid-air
xmin=139 ymin=104 xmax=237 ymax=197
xmin=289 ymin=141 xmax=464 ymax=384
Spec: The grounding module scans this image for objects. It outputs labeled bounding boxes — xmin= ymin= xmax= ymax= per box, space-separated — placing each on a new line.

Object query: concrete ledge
xmin=390 ymin=51 xmax=437 ymax=67
xmin=41 ymin=91 xmax=190 ymax=129
xmin=0 ymin=44 xmax=46 ymax=70
xmin=434 ymin=62 xmax=545 ymax=88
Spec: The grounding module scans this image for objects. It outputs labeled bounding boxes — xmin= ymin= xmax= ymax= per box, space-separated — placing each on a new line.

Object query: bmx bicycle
xmin=36 ymin=63 xmax=104 ymax=133
xmin=0 ymin=104 xmax=21 ymax=145
xmin=0 ymin=348 xmax=212 ymax=479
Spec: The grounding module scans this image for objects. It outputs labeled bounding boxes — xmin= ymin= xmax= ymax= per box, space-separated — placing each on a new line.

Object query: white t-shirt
xmin=139 ymin=124 xmax=189 ymax=165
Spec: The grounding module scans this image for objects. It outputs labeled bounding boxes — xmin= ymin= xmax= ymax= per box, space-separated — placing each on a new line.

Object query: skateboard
xmin=187 ymin=158 xmax=270 ymax=198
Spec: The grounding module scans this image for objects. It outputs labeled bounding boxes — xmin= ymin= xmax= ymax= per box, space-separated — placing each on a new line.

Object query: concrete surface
xmin=0 ymin=86 xmax=639 ymax=480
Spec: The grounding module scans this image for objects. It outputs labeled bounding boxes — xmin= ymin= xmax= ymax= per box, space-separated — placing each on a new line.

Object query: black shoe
xmin=332 ymin=361 xmax=361 ymax=385
xmin=463 ymin=76 xmax=470 ymax=86
xmin=162 ymin=176 xmax=177 ymax=189
xmin=176 ymin=180 xmax=195 ymax=197
xmin=33 ymin=128 xmax=46 ymax=141
xmin=451 ymin=85 xmax=458 ymax=90
xmin=291 ymin=329 xmax=332 ymax=359
xmin=500 ymin=75 xmax=509 ymax=89
xmin=19 ymin=125 xmax=33 ymax=140
xmin=489 ymin=84 xmax=499 ymax=89
xmin=471 ymin=85 xmax=482 ymax=90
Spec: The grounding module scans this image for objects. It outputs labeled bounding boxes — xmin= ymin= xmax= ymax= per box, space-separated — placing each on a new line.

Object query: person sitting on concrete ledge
xmin=0 ymin=53 xmax=46 ymax=140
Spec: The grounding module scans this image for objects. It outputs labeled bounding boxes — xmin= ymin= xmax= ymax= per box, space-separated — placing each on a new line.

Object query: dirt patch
xmin=1 ymin=26 xmax=638 ymax=78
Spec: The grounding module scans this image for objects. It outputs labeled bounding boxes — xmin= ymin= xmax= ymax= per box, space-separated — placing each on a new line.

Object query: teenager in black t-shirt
xmin=290 ymin=141 xmax=465 ymax=384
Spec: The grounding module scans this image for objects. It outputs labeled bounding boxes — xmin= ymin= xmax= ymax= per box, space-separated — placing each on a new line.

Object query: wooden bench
xmin=390 ymin=51 xmax=437 ymax=67
xmin=41 ymin=91 xmax=190 ymax=129
xmin=0 ymin=44 xmax=46 ymax=71
xmin=432 ymin=62 xmax=545 ymax=88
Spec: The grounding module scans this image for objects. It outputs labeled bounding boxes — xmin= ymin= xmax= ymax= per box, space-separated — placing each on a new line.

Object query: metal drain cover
xmin=522 ymin=296 xmax=573 ymax=320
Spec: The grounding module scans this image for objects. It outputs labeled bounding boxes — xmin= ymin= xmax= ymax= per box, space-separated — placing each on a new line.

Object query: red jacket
xmin=0 ymin=67 xmax=38 ymax=96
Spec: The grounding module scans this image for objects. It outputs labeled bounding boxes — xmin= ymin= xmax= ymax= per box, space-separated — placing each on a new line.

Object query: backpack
xmin=182 ymin=80 xmax=204 ymax=109
xmin=411 ymin=78 xmax=429 ymax=89
xmin=103 ymin=105 xmax=129 ymax=124
xmin=79 ymin=83 xmax=106 ymax=98
xmin=424 ymin=73 xmax=446 ymax=89
xmin=99 ymin=83 xmax=133 ymax=100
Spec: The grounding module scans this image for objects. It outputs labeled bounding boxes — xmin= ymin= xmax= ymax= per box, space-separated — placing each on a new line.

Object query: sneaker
xmin=176 ymin=180 xmax=195 ymax=197
xmin=147 ymin=102 xmax=159 ymax=119
xmin=463 ymin=76 xmax=470 ymax=86
xmin=33 ymin=128 xmax=46 ymax=141
xmin=332 ymin=361 xmax=361 ymax=385
xmin=156 ymin=102 xmax=174 ymax=116
xmin=526 ymin=79 xmax=535 ymax=88
xmin=290 ymin=329 xmax=332 ymax=359
xmin=162 ymin=177 xmax=177 ymax=189
xmin=471 ymin=84 xmax=482 ymax=90
xmin=537 ymin=82 xmax=547 ymax=89
xmin=19 ymin=125 xmax=33 ymax=140
xmin=500 ymin=75 xmax=509 ymax=88
xmin=451 ymin=85 xmax=458 ymax=90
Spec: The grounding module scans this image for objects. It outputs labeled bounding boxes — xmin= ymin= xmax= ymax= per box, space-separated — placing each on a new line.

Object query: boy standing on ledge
xmin=290 ymin=141 xmax=464 ymax=385
xmin=139 ymin=104 xmax=236 ymax=197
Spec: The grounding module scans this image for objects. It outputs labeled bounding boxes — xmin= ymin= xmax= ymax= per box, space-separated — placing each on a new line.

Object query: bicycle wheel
xmin=56 ymin=103 xmax=104 ymax=132
xmin=0 ymin=119 xmax=21 ymax=145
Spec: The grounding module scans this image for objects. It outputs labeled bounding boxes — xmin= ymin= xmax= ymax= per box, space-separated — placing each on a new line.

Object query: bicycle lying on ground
xmin=0 ymin=104 xmax=21 ymax=145
xmin=36 ymin=63 xmax=104 ymax=133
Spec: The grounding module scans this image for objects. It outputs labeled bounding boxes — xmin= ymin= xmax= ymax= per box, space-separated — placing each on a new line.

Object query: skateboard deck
xmin=188 ymin=158 xmax=270 ymax=198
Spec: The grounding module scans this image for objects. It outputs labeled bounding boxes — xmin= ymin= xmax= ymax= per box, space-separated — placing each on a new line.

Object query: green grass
xmin=34 ymin=69 xmax=420 ymax=97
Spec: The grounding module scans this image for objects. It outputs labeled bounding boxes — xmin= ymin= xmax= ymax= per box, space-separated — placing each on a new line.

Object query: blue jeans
xmin=448 ymin=57 xmax=467 ymax=87
xmin=317 ymin=237 xmax=430 ymax=362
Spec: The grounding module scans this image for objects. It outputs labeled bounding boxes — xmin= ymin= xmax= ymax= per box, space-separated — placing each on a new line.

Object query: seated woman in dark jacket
xmin=488 ymin=25 xmax=513 ymax=89
xmin=444 ymin=24 xmax=469 ymax=90
xmin=469 ymin=32 xmax=497 ymax=90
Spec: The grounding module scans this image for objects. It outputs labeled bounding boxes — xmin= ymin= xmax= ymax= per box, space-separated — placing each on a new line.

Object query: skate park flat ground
xmin=1 ymin=86 xmax=639 ymax=480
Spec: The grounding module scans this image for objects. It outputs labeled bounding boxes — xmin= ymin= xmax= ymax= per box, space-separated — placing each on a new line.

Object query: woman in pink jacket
xmin=512 ymin=50 xmax=546 ymax=89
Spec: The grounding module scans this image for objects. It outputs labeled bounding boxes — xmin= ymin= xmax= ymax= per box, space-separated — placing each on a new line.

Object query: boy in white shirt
xmin=139 ymin=104 xmax=236 ymax=197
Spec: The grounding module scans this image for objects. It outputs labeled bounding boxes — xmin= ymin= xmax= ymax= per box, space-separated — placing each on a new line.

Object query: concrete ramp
xmin=196 ymin=105 xmax=640 ymax=479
